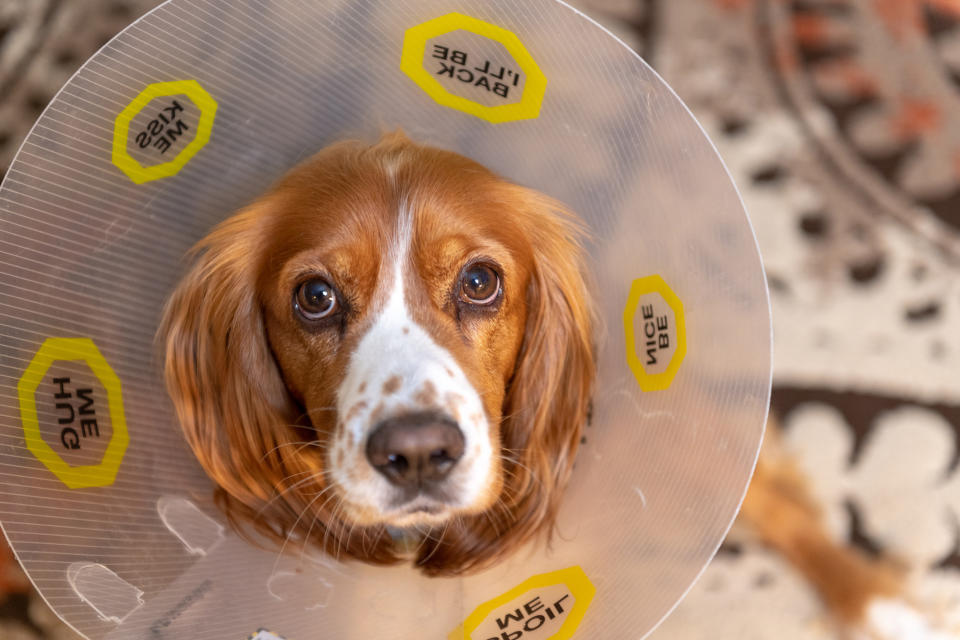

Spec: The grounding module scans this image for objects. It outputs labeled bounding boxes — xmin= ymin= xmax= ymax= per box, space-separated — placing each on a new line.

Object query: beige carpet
xmin=2 ymin=0 xmax=959 ymax=637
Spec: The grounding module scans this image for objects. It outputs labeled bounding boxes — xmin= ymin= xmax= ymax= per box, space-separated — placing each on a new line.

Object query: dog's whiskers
xmin=255 ymin=470 xmax=326 ymax=518
xmin=270 ymin=486 xmax=335 ymax=580
xmin=416 ymin=518 xmax=451 ymax=566
xmin=500 ymin=453 xmax=543 ymax=491
xmin=297 ymin=484 xmax=341 ymax=563
xmin=259 ymin=439 xmax=324 ymax=463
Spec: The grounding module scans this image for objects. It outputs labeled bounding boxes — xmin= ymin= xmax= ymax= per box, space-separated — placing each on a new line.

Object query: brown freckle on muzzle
xmin=414 ymin=380 xmax=437 ymax=407
xmin=369 ymin=402 xmax=386 ymax=426
xmin=345 ymin=400 xmax=368 ymax=423
xmin=445 ymin=392 xmax=465 ymax=422
xmin=383 ymin=375 xmax=401 ymax=395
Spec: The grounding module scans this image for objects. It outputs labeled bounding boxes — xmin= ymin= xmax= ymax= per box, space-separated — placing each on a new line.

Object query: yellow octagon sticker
xmin=17 ymin=338 xmax=128 ymax=489
xmin=112 ymin=79 xmax=217 ymax=184
xmin=401 ymin=13 xmax=547 ymax=123
xmin=624 ymin=275 xmax=687 ymax=392
xmin=449 ymin=566 xmax=594 ymax=640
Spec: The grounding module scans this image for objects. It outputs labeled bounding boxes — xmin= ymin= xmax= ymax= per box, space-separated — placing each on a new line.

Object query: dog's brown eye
xmin=459 ymin=264 xmax=500 ymax=305
xmin=295 ymin=278 xmax=339 ymax=320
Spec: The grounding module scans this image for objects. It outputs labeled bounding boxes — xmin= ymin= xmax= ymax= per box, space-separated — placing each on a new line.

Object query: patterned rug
xmin=1 ymin=0 xmax=958 ymax=637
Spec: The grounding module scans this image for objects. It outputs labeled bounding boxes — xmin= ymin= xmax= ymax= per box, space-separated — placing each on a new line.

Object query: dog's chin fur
xmin=159 ymin=132 xmax=595 ymax=576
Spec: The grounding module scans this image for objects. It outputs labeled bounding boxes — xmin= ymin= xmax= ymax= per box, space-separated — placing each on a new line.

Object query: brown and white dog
xmin=158 ymin=132 xmax=594 ymax=576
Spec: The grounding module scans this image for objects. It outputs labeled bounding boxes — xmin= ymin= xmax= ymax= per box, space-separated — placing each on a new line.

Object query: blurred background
xmin=1 ymin=0 xmax=959 ymax=638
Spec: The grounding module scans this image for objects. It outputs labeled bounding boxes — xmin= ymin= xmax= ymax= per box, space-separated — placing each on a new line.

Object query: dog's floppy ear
xmin=157 ymin=204 xmax=301 ymax=515
xmin=417 ymin=188 xmax=595 ymax=575
xmin=499 ymin=188 xmax=595 ymax=538
xmin=158 ymin=202 xmax=402 ymax=565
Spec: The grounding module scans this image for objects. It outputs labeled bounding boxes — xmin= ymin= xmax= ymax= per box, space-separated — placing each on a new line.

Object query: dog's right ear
xmin=157 ymin=204 xmax=300 ymax=511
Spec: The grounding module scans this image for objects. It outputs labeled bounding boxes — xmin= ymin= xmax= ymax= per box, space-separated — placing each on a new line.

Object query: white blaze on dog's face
xmin=257 ymin=139 xmax=536 ymax=529
xmin=331 ymin=202 xmax=498 ymax=527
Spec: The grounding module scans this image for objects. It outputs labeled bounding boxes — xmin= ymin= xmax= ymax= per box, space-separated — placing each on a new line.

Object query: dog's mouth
xmin=404 ymin=502 xmax=442 ymax=515
xmin=389 ymin=481 xmax=456 ymax=509
xmin=382 ymin=495 xmax=456 ymax=527
xmin=331 ymin=475 xmax=466 ymax=526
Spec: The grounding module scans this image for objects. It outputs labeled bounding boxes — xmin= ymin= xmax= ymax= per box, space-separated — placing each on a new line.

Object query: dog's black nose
xmin=365 ymin=412 xmax=465 ymax=490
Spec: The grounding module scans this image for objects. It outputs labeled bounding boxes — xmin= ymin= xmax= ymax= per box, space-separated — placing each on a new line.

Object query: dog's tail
xmin=740 ymin=440 xmax=903 ymax=626
xmin=741 ymin=423 xmax=960 ymax=639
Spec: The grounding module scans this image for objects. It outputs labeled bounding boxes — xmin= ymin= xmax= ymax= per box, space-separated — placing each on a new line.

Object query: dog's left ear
xmin=157 ymin=204 xmax=302 ymax=518
xmin=159 ymin=200 xmax=402 ymax=565
xmin=417 ymin=188 xmax=595 ymax=575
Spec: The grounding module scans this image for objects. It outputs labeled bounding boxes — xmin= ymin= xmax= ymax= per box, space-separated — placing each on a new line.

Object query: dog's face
xmin=160 ymin=134 xmax=593 ymax=575
xmin=258 ymin=147 xmax=537 ymax=528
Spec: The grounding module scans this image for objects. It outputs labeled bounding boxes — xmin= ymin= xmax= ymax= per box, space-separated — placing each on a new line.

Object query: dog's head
xmin=159 ymin=133 xmax=594 ymax=575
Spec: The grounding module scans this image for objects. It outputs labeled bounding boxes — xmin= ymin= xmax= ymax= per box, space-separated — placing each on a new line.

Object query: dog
xmin=158 ymin=132 xmax=594 ymax=576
